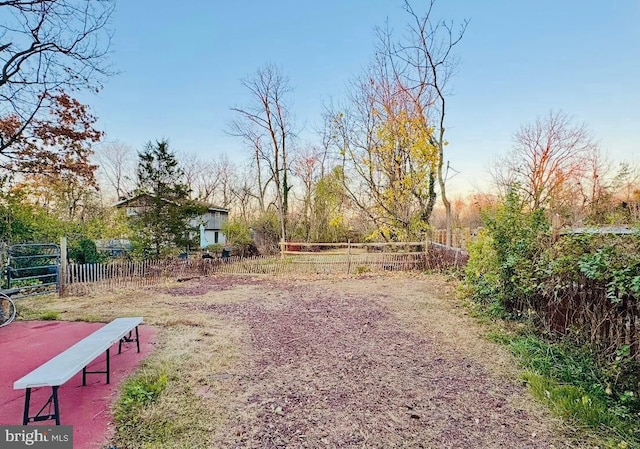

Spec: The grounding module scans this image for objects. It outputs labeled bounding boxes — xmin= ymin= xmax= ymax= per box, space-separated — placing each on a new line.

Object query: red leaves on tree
xmin=0 ymin=91 xmax=102 ymax=187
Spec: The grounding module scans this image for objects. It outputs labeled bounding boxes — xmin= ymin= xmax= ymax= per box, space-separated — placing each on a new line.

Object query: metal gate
xmin=4 ymin=244 xmax=60 ymax=298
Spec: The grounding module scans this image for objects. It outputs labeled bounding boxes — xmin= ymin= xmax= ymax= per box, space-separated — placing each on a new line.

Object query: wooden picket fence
xmin=60 ymin=243 xmax=468 ymax=295
xmin=62 ymin=259 xmax=217 ymax=295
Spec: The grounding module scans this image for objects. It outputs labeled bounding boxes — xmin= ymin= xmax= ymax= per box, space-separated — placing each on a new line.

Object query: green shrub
xmin=250 ymin=211 xmax=281 ymax=255
xmin=222 ymin=219 xmax=259 ymax=257
xmin=464 ymin=229 xmax=502 ymax=315
xmin=69 ymin=238 xmax=103 ymax=264
xmin=463 ymin=189 xmax=549 ymax=315
xmin=464 ymin=189 xmax=640 ymax=447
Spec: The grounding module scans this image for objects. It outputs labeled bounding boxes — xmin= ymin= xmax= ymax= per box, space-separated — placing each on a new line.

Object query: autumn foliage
xmin=0 ymin=91 xmax=102 ymax=186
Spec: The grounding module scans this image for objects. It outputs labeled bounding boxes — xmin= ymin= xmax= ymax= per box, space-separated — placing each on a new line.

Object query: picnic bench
xmin=13 ymin=317 xmax=143 ymax=425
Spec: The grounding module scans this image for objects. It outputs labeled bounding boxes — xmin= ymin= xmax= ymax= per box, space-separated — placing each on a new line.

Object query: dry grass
xmin=17 ymin=277 xmax=257 ymax=448
xmin=16 ymin=274 xmax=578 ymax=448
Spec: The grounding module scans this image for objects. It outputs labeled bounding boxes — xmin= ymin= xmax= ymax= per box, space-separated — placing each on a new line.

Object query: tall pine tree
xmin=131 ymin=140 xmax=206 ymax=257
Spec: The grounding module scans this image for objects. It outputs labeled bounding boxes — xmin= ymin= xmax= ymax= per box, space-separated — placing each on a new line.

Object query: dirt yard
xmin=23 ymin=273 xmax=577 ymax=448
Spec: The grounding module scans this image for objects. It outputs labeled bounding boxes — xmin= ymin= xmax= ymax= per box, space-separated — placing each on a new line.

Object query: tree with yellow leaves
xmin=330 ymin=63 xmax=438 ymax=240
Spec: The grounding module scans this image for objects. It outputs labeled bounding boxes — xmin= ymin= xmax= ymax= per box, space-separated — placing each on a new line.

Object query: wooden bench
xmin=13 ymin=317 xmax=143 ymax=425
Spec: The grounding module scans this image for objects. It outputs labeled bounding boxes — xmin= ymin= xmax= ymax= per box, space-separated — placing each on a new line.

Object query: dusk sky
xmin=85 ymin=0 xmax=640 ymax=195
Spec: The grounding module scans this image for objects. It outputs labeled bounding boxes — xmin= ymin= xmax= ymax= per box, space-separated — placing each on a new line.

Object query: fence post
xmin=59 ymin=237 xmax=67 ymax=296
xmin=423 ymin=234 xmax=429 ymax=270
xmin=347 ymin=240 xmax=352 ymax=275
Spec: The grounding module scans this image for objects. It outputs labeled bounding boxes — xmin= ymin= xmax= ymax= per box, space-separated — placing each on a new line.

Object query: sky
xmin=84 ymin=0 xmax=640 ymax=196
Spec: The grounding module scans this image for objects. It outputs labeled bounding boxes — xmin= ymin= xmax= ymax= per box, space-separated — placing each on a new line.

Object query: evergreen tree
xmin=131 ymin=140 xmax=206 ymax=257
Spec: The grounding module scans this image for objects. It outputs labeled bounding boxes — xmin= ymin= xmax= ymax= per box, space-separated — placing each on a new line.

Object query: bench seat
xmin=14 ymin=317 xmax=143 ymax=425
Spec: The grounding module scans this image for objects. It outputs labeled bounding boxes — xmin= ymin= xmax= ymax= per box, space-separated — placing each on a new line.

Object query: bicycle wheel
xmin=0 ymin=293 xmax=16 ymax=327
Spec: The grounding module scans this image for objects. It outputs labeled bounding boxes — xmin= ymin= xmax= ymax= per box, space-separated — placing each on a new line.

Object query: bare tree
xmin=494 ymin=111 xmax=597 ymax=211
xmin=226 ymin=123 xmax=272 ymax=213
xmin=95 ymin=141 xmax=135 ymax=200
xmin=608 ymin=162 xmax=640 ymax=222
xmin=229 ymin=64 xmax=295 ymax=242
xmin=179 ymin=151 xmax=206 ymax=196
xmin=326 ymin=98 xmax=383 ymax=236
xmin=230 ymin=162 xmax=262 ymax=222
xmin=0 ymin=0 xmax=114 ymax=156
xmin=291 ymin=145 xmax=322 ymax=240
xmin=573 ymin=147 xmax=611 ymax=222
xmin=176 ymin=151 xmax=226 ymax=206
xmin=211 ymin=154 xmax=237 ymax=209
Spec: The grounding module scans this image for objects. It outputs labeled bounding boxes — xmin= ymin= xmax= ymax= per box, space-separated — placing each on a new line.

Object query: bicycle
xmin=0 ymin=292 xmax=17 ymax=327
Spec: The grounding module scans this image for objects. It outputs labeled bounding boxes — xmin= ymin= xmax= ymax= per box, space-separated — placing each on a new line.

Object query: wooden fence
xmin=431 ymin=228 xmax=477 ymax=250
xmin=508 ymin=230 xmax=640 ymax=361
xmin=62 ymin=259 xmax=217 ymax=295
xmin=60 ymin=243 xmax=468 ymax=295
xmin=512 ymin=279 xmax=640 ymax=360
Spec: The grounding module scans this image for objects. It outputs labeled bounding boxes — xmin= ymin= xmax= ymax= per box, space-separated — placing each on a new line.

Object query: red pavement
xmin=1 ymin=320 xmax=156 ymax=449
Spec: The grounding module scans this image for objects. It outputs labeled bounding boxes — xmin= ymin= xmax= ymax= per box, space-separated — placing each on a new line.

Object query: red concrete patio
xmin=0 ymin=320 xmax=156 ymax=449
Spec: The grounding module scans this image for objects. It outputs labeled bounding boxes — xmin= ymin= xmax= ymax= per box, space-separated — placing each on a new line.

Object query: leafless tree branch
xmin=0 ymin=0 xmax=114 ymax=157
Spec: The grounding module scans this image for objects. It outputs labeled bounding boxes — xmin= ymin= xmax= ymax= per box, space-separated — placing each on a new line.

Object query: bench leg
xmin=83 ymin=348 xmax=110 ymax=385
xmin=22 ymin=386 xmax=61 ymax=425
xmin=22 ymin=388 xmax=30 ymax=425
xmin=52 ymin=386 xmax=61 ymax=425
xmin=119 ymin=326 xmax=141 ymax=354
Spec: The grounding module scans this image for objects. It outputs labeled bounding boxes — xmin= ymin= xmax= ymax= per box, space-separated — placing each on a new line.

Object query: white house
xmin=191 ymin=207 xmax=229 ymax=248
xmin=114 ymin=194 xmax=229 ymax=249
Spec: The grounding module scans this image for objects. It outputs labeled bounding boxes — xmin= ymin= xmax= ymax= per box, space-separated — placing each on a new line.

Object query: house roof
xmin=204 ymin=206 xmax=230 ymax=213
xmin=113 ymin=193 xmax=229 ymax=213
xmin=113 ymin=193 xmax=170 ymax=208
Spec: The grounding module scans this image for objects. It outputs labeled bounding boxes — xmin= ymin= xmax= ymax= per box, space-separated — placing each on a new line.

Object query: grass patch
xmin=12 ymin=294 xmax=58 ymax=320
xmin=522 ymin=371 xmax=611 ymax=427
xmin=115 ymin=368 xmax=168 ymax=424
xmin=488 ymin=328 xmax=640 ymax=448
xmin=112 ymin=359 xmax=211 ymax=449
xmin=110 ymin=325 xmax=239 ymax=449
xmin=37 ymin=310 xmax=59 ymax=320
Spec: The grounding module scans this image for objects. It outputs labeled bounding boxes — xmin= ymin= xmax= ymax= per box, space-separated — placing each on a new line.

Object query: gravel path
xmin=186 ymin=275 xmax=571 ymax=448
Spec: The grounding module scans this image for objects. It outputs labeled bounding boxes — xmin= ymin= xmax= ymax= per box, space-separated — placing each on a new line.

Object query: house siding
xmin=116 ymin=195 xmax=229 ymax=250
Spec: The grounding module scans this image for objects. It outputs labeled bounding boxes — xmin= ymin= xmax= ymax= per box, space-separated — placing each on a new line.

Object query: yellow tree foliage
xmin=367 ymin=100 xmax=438 ymax=239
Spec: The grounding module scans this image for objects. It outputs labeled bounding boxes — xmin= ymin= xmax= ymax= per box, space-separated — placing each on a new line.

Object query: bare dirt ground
xmin=23 ymin=273 xmax=576 ymax=448
xmin=170 ymin=273 xmax=571 ymax=448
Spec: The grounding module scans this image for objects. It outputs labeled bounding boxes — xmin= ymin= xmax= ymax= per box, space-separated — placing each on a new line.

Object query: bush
xmin=222 ymin=219 xmax=259 ymax=257
xmin=69 ymin=238 xmax=103 ymax=264
xmin=464 ymin=228 xmax=502 ymax=315
xmin=465 ymin=190 xmax=640 ymax=446
xmin=464 ymin=189 xmax=549 ymax=315
xmin=251 ymin=211 xmax=281 ymax=255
